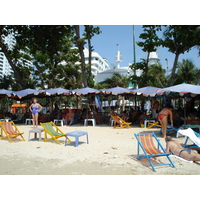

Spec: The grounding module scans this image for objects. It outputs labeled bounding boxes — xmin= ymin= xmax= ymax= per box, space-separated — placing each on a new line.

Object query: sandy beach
xmin=0 ymin=124 xmax=200 ymax=175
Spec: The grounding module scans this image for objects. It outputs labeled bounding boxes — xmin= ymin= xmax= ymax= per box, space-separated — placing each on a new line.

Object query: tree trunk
xmin=74 ymin=25 xmax=88 ymax=87
xmin=146 ymin=51 xmax=150 ymax=66
xmin=0 ymin=39 xmax=25 ymax=89
xmin=170 ymin=53 xmax=180 ymax=86
xmin=85 ymin=25 xmax=92 ymax=77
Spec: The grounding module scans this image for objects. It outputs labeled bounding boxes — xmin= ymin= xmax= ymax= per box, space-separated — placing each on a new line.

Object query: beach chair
xmin=111 ymin=115 xmax=132 ymax=128
xmin=147 ymin=121 xmax=162 ymax=129
xmin=40 ymin=121 xmax=71 ymax=145
xmin=177 ymin=128 xmax=200 ymax=150
xmin=159 ymin=125 xmax=179 ymax=136
xmin=134 ymin=132 xmax=176 ymax=171
xmin=0 ymin=121 xmax=25 ymax=142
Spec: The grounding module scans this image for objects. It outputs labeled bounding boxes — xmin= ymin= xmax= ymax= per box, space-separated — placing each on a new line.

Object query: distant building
xmin=0 ymin=34 xmax=15 ymax=77
xmin=83 ymin=48 xmax=110 ymax=77
xmin=0 ymin=34 xmax=33 ymax=78
xmin=147 ymin=51 xmax=160 ymax=66
xmin=95 ymin=49 xmax=142 ymax=84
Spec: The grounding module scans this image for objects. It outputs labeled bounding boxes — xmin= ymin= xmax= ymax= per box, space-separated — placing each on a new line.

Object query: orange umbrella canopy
xmin=11 ymin=104 xmax=27 ymax=108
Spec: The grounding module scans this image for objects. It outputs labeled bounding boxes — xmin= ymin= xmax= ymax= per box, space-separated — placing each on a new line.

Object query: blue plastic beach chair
xmin=134 ymin=132 xmax=176 ymax=172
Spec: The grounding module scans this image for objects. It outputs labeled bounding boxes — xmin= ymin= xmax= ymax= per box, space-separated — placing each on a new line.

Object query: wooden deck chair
xmin=134 ymin=132 xmax=176 ymax=171
xmin=40 ymin=121 xmax=72 ymax=145
xmin=147 ymin=121 xmax=162 ymax=129
xmin=0 ymin=121 xmax=25 ymax=142
xmin=111 ymin=116 xmax=132 ymax=129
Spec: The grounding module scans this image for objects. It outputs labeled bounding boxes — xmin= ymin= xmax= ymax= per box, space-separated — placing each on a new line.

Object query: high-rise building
xmin=0 ymin=34 xmax=33 ymax=78
xmin=83 ymin=48 xmax=110 ymax=77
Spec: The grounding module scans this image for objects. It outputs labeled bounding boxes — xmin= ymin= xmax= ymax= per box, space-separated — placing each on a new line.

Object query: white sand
xmin=0 ymin=124 xmax=200 ymax=175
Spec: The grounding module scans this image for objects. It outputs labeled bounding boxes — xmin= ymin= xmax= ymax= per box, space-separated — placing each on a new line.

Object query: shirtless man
xmin=165 ymin=136 xmax=200 ymax=161
xmin=65 ymin=109 xmax=74 ymax=126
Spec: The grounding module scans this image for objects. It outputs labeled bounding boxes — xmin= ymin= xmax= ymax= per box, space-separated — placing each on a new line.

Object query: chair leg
xmin=86 ymin=134 xmax=89 ymax=144
xmin=147 ymin=157 xmax=156 ymax=172
xmin=167 ymin=156 xmax=176 ymax=168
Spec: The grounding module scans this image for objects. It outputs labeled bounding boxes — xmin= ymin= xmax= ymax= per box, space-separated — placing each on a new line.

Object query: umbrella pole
xmin=134 ymin=95 xmax=137 ymax=110
xmin=184 ymin=97 xmax=186 ymax=125
xmin=77 ymin=96 xmax=78 ymax=110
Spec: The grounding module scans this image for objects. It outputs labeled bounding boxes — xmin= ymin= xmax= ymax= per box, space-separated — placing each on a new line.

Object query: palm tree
xmin=102 ymin=73 xmax=129 ymax=88
xmin=174 ymin=59 xmax=198 ymax=84
xmin=147 ymin=63 xmax=167 ymax=88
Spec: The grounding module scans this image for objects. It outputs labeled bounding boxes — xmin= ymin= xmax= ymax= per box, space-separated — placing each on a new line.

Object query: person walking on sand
xmin=165 ymin=136 xmax=200 ymax=161
xmin=158 ymin=106 xmax=173 ymax=138
xmin=29 ymin=98 xmax=43 ymax=128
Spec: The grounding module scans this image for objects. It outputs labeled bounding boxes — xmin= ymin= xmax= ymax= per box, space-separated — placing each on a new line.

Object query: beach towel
xmin=177 ymin=128 xmax=200 ymax=147
xmin=170 ymin=155 xmax=193 ymax=163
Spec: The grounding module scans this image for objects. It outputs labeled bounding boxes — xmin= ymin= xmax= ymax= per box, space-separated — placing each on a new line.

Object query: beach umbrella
xmin=13 ymin=88 xmax=43 ymax=99
xmin=101 ymin=86 xmax=130 ymax=95
xmin=72 ymin=87 xmax=100 ymax=95
xmin=157 ymin=83 xmax=200 ymax=96
xmin=0 ymin=89 xmax=14 ymax=97
xmin=130 ymin=86 xmax=161 ymax=97
xmin=44 ymin=87 xmax=70 ymax=96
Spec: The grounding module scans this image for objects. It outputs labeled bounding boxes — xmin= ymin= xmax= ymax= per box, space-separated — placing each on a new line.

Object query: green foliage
xmin=147 ymin=63 xmax=167 ymax=88
xmin=174 ymin=59 xmax=199 ymax=85
xmin=129 ymin=60 xmax=166 ymax=88
xmin=162 ymin=25 xmax=200 ymax=85
xmin=101 ymin=73 xmax=129 ymax=88
xmin=129 ymin=60 xmax=148 ymax=87
xmin=137 ymin=26 xmax=162 ymax=52
xmin=137 ymin=26 xmax=162 ymax=64
xmin=0 ymin=75 xmax=13 ymax=90
xmin=162 ymin=25 xmax=200 ymax=54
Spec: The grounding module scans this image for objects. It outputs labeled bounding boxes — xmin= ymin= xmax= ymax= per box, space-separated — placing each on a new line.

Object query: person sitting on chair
xmin=165 ymin=136 xmax=200 ymax=161
xmin=65 ymin=109 xmax=74 ymax=126
xmin=139 ymin=111 xmax=147 ymax=125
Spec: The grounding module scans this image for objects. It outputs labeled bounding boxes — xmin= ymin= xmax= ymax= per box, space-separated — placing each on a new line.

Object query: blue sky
xmin=83 ymin=25 xmax=200 ymax=72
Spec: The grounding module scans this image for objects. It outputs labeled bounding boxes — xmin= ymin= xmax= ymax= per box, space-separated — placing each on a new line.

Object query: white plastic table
xmin=28 ymin=128 xmax=44 ymax=141
xmin=54 ymin=119 xmax=64 ymax=126
xmin=84 ymin=119 xmax=96 ymax=126
xmin=25 ymin=119 xmax=33 ymax=125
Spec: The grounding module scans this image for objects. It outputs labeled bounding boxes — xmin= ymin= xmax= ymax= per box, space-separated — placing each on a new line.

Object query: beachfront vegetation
xmin=0 ymin=25 xmax=101 ymax=90
xmin=0 ymin=25 xmax=199 ymax=90
xmin=134 ymin=25 xmax=200 ymax=86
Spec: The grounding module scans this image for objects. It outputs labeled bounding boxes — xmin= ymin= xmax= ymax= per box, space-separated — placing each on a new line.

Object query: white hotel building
xmin=0 ymin=34 xmax=33 ymax=78
xmin=0 ymin=34 xmax=15 ymax=77
xmin=83 ymin=48 xmax=110 ymax=77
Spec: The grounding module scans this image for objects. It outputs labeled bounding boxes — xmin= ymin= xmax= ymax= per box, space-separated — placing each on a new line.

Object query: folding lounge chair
xmin=159 ymin=125 xmax=179 ymax=136
xmin=0 ymin=121 xmax=25 ymax=142
xmin=147 ymin=121 xmax=162 ymax=129
xmin=111 ymin=115 xmax=132 ymax=129
xmin=134 ymin=132 xmax=176 ymax=171
xmin=177 ymin=128 xmax=200 ymax=150
xmin=40 ymin=121 xmax=71 ymax=145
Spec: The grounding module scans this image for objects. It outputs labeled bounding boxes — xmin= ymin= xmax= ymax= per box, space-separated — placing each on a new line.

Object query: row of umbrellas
xmin=0 ymin=83 xmax=200 ymax=100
